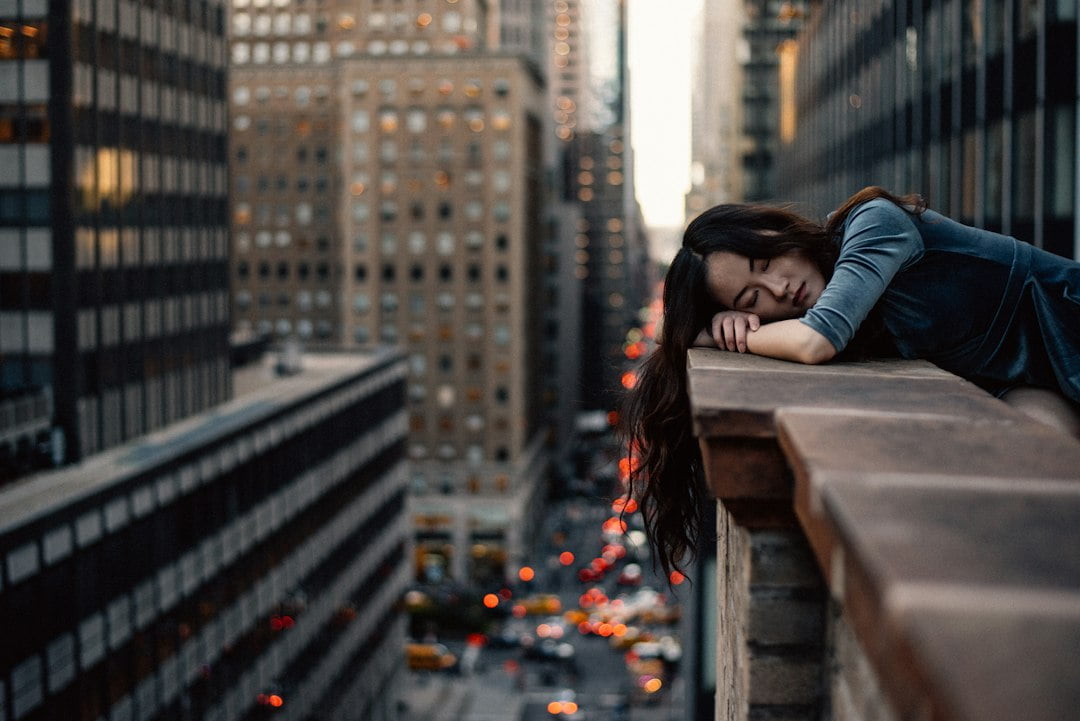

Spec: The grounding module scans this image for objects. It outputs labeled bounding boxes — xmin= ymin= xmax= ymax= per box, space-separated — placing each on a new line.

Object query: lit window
xmin=274 ymin=12 xmax=290 ymax=33
xmin=352 ymin=202 xmax=369 ymax=222
xmin=465 ymin=170 xmax=483 ymax=187
xmin=353 ymin=294 xmax=370 ymax=313
xmin=369 ymin=40 xmax=388 ymax=54
xmin=438 ymin=385 xmax=455 ymax=407
xmin=408 ymin=232 xmax=426 ymax=253
xmin=353 ymin=142 xmax=369 ymax=163
xmin=369 ymin=13 xmax=387 ymax=29
xmin=313 ymin=42 xmax=330 ymax=62
xmin=252 ymin=42 xmax=270 ymax=63
xmin=491 ymin=110 xmax=511 ymax=131
xmin=493 ymin=202 xmax=510 ymax=222
xmin=465 ymin=231 xmax=482 ymax=249
xmin=233 ymin=115 xmax=251 ymax=131
xmin=406 ymin=108 xmax=426 ymax=133
xmin=465 ymin=201 xmax=483 ymax=221
xmin=337 ymin=41 xmax=355 ymax=57
xmin=493 ymin=171 xmax=510 ymax=193
xmin=465 ymin=320 xmax=483 ymax=337
xmin=232 ymin=43 xmax=250 ymax=64
xmin=315 ymin=290 xmax=331 ymax=307
xmin=437 ymin=292 xmax=454 ymax=310
xmin=233 ymin=13 xmax=251 ymax=35
xmin=294 ymin=13 xmax=311 ymax=33
xmin=413 ymin=41 xmax=430 ymax=54
xmin=272 ymin=42 xmax=289 ymax=63
xmin=464 ymin=107 xmax=484 ymax=132
xmin=296 ymin=203 xmax=312 ymax=224
xmin=436 ymin=232 xmax=454 ymax=255
xmin=380 ymin=140 xmax=398 ymax=162
xmin=254 ymin=14 xmax=271 ymax=35
xmin=443 ymin=11 xmax=461 ymax=31
xmin=436 ymin=108 xmax=455 ymax=130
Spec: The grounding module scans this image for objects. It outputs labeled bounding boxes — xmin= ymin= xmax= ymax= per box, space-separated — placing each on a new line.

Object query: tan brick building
xmin=227 ymin=0 xmax=549 ymax=583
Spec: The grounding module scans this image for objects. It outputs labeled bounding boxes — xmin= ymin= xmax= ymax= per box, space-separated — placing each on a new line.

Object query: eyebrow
xmin=731 ymin=257 xmax=753 ymax=308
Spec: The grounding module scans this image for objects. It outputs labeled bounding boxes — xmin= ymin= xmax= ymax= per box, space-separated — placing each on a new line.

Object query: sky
xmin=627 ymin=0 xmax=698 ymax=230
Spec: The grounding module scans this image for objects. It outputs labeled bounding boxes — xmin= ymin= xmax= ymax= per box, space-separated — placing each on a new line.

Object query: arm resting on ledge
xmin=745 ymin=319 xmax=837 ymax=364
xmin=694 ymin=318 xmax=836 ymax=365
xmin=693 ymin=312 xmax=836 ymax=365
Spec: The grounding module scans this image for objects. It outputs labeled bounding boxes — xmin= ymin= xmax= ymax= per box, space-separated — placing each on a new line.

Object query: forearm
xmin=744 ymin=319 xmax=837 ymax=364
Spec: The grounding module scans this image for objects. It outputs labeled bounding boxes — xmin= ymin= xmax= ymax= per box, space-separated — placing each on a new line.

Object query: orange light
xmin=483 ymin=593 xmax=499 ymax=608
xmin=559 ymin=551 xmax=575 ymax=565
xmin=620 ymin=371 xmax=637 ymax=389
xmin=607 ymin=410 xmax=619 ymax=426
xmin=518 ymin=566 xmax=535 ymax=582
xmin=563 ymin=701 xmax=578 ymax=714
xmin=268 ymin=694 xmax=284 ymax=707
xmin=613 ymin=623 xmax=627 ymax=637
xmin=547 ymin=701 xmax=562 ymax=714
xmin=644 ymin=677 xmax=663 ymax=693
xmin=669 ymin=570 xmax=686 ymax=585
xmin=597 ymin=623 xmax=613 ymax=637
xmin=512 ymin=604 xmax=526 ymax=618
xmin=577 ymin=621 xmax=591 ymax=634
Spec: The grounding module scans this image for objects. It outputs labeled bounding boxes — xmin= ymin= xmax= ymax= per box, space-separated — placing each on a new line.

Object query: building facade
xmin=687 ymin=0 xmax=747 ymax=218
xmin=775 ymin=0 xmax=1079 ymax=260
xmin=0 ymin=350 xmax=409 ymax=721
xmin=227 ymin=0 xmax=551 ymax=584
xmin=740 ymin=0 xmax=807 ymax=202
xmin=0 ymin=0 xmax=232 ymax=476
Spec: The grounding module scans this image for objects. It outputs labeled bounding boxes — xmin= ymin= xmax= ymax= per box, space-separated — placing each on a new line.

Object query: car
xmin=525 ymin=638 xmax=576 ymax=662
xmin=405 ymin=642 xmax=457 ymax=671
xmin=617 ymin=563 xmax=643 ymax=586
xmin=546 ymin=688 xmax=580 ymax=717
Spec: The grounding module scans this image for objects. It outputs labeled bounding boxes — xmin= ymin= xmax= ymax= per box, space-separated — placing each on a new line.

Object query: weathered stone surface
xmin=747 ymin=654 xmax=822 ymax=705
xmin=895 ymin=605 xmax=1080 ymax=721
xmin=687 ymin=350 xmax=998 ymax=441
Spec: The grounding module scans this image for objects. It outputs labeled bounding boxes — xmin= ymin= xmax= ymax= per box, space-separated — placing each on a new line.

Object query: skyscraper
xmin=227 ymin=0 xmax=550 ymax=583
xmin=0 ymin=0 xmax=232 ymax=476
xmin=687 ymin=0 xmax=747 ymax=217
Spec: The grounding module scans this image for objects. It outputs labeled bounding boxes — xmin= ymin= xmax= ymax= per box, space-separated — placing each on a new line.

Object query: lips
xmin=793 ymin=282 xmax=807 ymax=306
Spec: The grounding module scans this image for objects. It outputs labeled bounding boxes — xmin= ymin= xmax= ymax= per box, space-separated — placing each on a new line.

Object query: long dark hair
xmin=620 ymin=187 xmax=924 ymax=581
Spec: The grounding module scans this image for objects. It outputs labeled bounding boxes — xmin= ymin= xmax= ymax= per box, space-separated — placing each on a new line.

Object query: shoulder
xmin=838 ymin=197 xmax=924 ymax=265
xmin=845 ymin=197 xmax=919 ymax=229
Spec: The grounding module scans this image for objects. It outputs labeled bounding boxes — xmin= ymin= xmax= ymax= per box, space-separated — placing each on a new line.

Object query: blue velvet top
xmin=800 ymin=198 xmax=1080 ymax=402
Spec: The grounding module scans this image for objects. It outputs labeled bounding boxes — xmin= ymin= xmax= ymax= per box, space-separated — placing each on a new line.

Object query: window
xmin=406 ymin=108 xmax=426 ymax=132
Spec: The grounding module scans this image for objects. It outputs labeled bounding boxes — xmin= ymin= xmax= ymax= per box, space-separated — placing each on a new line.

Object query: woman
xmin=621 ymin=186 xmax=1080 ymax=580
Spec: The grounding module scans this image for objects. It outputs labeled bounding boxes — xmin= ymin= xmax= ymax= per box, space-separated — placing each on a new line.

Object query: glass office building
xmin=776 ymin=0 xmax=1079 ymax=260
xmin=0 ymin=0 xmax=232 ymax=476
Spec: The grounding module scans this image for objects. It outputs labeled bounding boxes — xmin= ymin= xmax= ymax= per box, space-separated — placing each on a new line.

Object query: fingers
xmin=711 ymin=312 xmax=761 ymax=352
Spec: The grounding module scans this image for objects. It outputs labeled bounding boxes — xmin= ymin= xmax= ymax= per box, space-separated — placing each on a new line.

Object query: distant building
xmin=227 ymin=0 xmax=551 ymax=583
xmin=687 ymin=0 xmax=747 ymax=218
xmin=0 ymin=349 xmax=409 ymax=721
xmin=740 ymin=0 xmax=807 ymax=202
xmin=775 ymin=1 xmax=1080 ymax=260
xmin=555 ymin=0 xmax=652 ymax=413
xmin=0 ymin=0 xmax=232 ymax=475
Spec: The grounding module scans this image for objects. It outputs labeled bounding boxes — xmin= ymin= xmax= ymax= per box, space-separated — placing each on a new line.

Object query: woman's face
xmin=705 ymin=249 xmax=825 ymax=322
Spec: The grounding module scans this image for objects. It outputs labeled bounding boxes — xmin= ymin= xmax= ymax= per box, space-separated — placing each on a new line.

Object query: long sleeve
xmin=799 ymin=199 xmax=924 ymax=352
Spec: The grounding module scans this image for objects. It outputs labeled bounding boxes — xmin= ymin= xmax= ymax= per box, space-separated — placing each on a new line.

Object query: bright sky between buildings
xmin=628 ymin=0 xmax=699 ymax=230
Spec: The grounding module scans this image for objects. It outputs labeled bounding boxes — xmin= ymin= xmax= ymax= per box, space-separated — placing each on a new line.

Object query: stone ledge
xmin=687 ymin=349 xmax=1080 ymax=721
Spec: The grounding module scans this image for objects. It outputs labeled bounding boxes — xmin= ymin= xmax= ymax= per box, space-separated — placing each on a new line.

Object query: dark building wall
xmin=776 ymin=0 xmax=1078 ymax=260
xmin=0 ymin=351 xmax=409 ymax=721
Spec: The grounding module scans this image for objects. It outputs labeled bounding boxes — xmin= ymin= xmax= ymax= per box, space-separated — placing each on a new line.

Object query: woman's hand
xmin=710 ymin=310 xmax=761 ymax=352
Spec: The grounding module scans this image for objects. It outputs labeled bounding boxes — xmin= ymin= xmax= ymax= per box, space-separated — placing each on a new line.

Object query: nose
xmin=761 ymin=273 xmax=788 ymax=298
